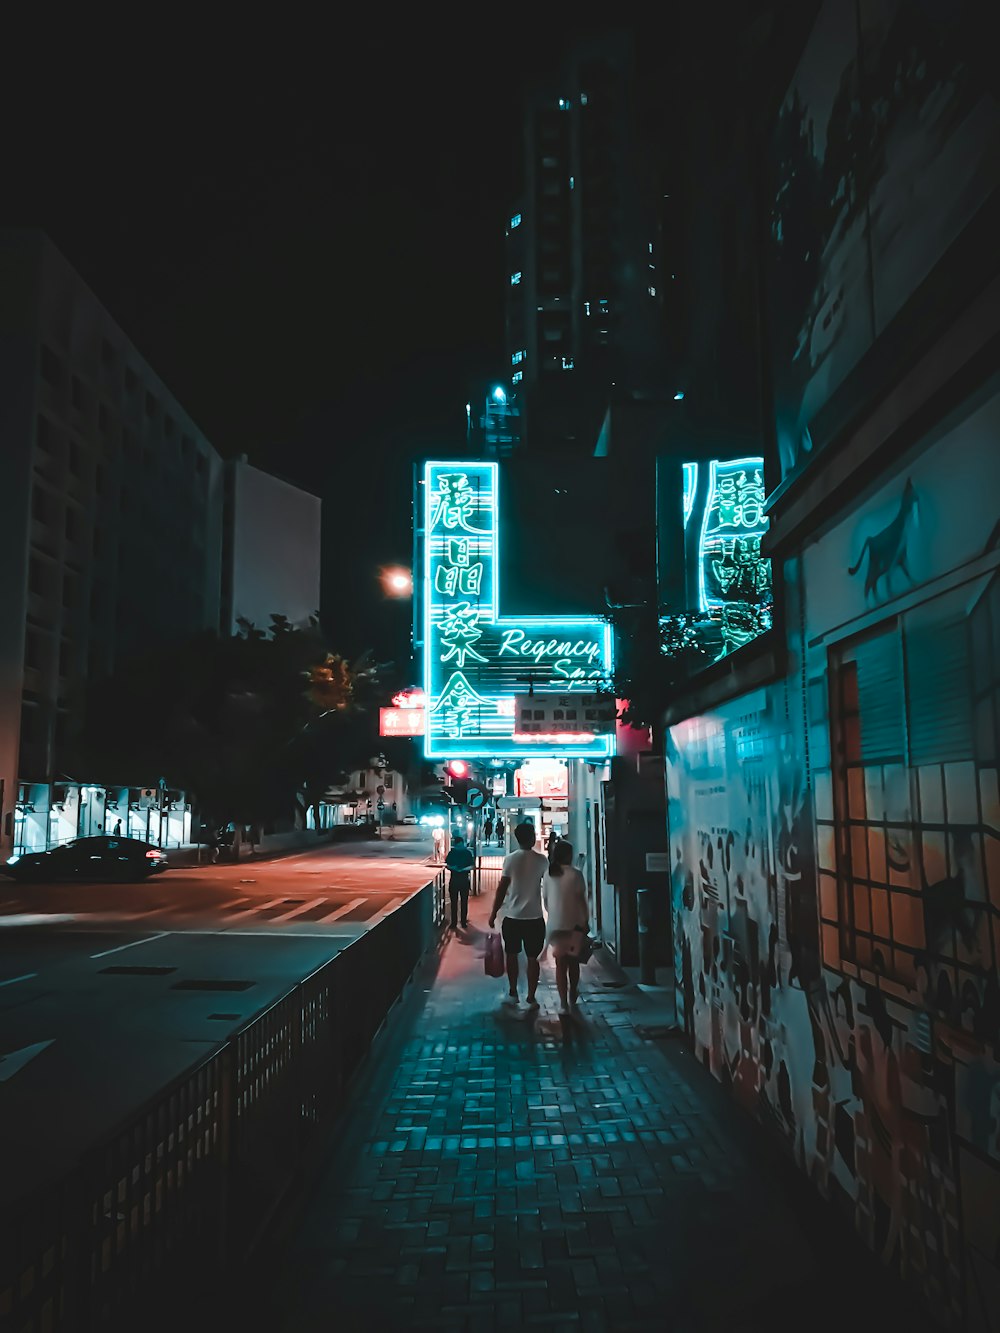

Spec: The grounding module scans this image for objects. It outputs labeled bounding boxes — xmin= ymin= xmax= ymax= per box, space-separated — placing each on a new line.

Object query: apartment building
xmin=0 ymin=230 xmax=225 ymax=854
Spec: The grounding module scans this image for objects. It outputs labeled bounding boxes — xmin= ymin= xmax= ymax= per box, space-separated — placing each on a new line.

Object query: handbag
xmin=484 ymin=932 xmax=506 ymax=977
xmin=576 ymin=930 xmax=598 ymax=965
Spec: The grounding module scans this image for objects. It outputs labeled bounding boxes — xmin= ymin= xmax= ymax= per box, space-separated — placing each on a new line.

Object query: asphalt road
xmin=0 ymin=835 xmax=439 ymax=1208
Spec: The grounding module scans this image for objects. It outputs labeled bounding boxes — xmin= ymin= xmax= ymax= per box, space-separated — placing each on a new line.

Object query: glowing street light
xmin=382 ymin=566 xmax=413 ymax=597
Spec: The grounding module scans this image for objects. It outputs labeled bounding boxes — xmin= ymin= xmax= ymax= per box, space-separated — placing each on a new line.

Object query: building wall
xmin=222 ymin=458 xmax=321 ymax=634
xmin=667 ymin=381 xmax=1000 ymax=1325
xmin=664 ymin=3 xmax=1000 ymax=1320
xmin=0 ymin=230 xmax=224 ymax=853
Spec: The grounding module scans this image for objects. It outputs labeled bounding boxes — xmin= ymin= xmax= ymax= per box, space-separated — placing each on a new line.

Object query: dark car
xmin=3 ymin=835 xmax=169 ymax=883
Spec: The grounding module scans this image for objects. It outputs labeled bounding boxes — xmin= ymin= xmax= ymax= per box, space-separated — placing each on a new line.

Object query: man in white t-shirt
xmin=489 ymin=821 xmax=547 ymax=1006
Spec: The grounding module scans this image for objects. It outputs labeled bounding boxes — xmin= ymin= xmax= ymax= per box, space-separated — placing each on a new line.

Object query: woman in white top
xmin=542 ymin=840 xmax=590 ymax=1013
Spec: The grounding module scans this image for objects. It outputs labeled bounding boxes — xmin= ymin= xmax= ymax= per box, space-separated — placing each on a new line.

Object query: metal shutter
xmin=854 ymin=630 xmax=905 ymax=762
xmin=906 ymin=614 xmax=973 ymax=766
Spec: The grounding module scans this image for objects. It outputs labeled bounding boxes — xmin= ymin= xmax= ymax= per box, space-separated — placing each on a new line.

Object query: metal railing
xmin=0 ymin=871 xmax=447 ymax=1331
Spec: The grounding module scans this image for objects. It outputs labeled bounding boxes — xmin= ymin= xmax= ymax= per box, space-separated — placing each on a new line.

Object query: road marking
xmin=317 ymin=897 xmax=367 ymax=923
xmin=271 ymin=896 xmax=328 ymax=922
xmin=220 ymin=897 xmax=250 ymax=910
xmin=0 ymin=973 xmax=37 ymax=987
xmin=0 ymin=1040 xmax=55 ymax=1082
xmin=226 ymin=896 xmax=286 ymax=920
xmin=168 ymin=929 xmax=357 ymax=940
xmin=91 ymin=932 xmax=170 ymax=959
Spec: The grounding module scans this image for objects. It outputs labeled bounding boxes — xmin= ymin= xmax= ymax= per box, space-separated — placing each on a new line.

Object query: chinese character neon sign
xmin=421 ymin=461 xmax=614 ymax=759
xmin=697 ymin=457 xmax=772 ymax=659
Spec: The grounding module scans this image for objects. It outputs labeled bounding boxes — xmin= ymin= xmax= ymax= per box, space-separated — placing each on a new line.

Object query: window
xmin=510 ymin=272 xmax=522 ymax=286
xmin=65 ymin=507 xmax=80 ymax=543
xmin=164 ymin=415 xmax=175 ymax=439
xmin=181 ymin=435 xmax=194 ymax=460
xmin=62 ymin=573 xmax=77 ymax=609
xmin=72 ymin=376 xmax=88 ymax=412
xmin=195 ymin=452 xmax=207 ymax=476
xmin=59 ymin=639 xmax=72 ymax=678
xmin=101 ymin=339 xmax=117 ymax=370
xmin=145 ymin=391 xmax=158 ymax=420
xmin=648 ymin=286 xmax=656 ymax=297
xmin=125 ymin=368 xmax=138 ymax=396
xmin=509 ymin=213 xmax=522 ymax=229
xmin=123 ymin=428 xmax=137 ymax=457
xmin=561 ymin=357 xmax=575 ymax=370
xmin=98 ymin=402 xmax=111 ymax=432
xmin=31 ymin=486 xmax=48 ymax=523
xmin=24 ymin=632 xmax=43 ymax=670
xmin=512 ymin=371 xmax=523 ymax=384
xmin=819 ymin=580 xmax=997 ymax=1009
xmin=511 ymin=350 xmax=525 ymax=365
xmin=68 ymin=439 xmax=82 ymax=475
xmin=28 ymin=558 xmax=46 ymax=596
xmin=40 ymin=345 xmax=63 ymax=387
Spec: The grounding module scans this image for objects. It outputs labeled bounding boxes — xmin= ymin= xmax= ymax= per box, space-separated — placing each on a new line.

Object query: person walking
xmin=543 ymin=839 xmax=590 ymax=1014
xmin=495 ymin=816 xmax=505 ymax=847
xmin=488 ymin=822 xmax=547 ymax=1006
xmin=445 ymin=833 xmax=475 ymax=929
xmin=483 ymin=814 xmax=494 ymax=844
xmin=112 ymin=819 xmax=122 ymax=837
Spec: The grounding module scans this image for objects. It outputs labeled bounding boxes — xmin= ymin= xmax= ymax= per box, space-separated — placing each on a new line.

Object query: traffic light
xmin=445 ymin=761 xmax=470 ymax=804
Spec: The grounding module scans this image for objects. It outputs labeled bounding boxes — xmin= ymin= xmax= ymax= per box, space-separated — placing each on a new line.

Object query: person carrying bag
xmin=542 ymin=839 xmax=591 ymax=1014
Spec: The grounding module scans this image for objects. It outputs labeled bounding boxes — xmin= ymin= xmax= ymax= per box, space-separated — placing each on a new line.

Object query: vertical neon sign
xmin=697 ymin=457 xmax=772 ymax=659
xmin=422 ymin=461 xmax=614 ymax=759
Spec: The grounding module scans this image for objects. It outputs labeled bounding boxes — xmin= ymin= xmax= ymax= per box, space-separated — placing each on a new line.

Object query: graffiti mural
xmin=666 ymin=687 xmax=981 ymax=1322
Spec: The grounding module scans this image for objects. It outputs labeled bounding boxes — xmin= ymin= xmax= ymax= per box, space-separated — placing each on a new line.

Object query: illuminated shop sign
xmin=695 ymin=457 xmax=772 ymax=659
xmin=379 ymin=706 xmax=426 ymax=737
xmin=421 ymin=461 xmax=614 ymax=759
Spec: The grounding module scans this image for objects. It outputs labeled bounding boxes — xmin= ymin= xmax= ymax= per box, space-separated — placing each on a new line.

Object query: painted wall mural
xmin=768 ymin=0 xmax=1000 ymax=481
xmin=669 ymin=390 xmax=1000 ymax=1326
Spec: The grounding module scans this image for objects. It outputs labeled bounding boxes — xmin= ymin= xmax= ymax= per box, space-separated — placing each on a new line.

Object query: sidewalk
xmin=238 ymin=889 xmax=936 ymax=1333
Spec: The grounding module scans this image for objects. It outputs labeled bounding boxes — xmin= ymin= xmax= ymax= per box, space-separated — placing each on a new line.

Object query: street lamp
xmin=381 ymin=566 xmax=413 ymax=597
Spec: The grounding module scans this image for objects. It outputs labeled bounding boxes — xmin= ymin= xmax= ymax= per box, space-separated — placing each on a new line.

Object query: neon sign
xmin=696 ymin=457 xmax=772 ymax=659
xmin=421 ymin=461 xmax=614 ymax=759
xmin=380 ymin=707 xmax=426 ymax=737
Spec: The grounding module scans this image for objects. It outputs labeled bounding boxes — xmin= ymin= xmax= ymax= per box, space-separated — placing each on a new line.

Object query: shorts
xmin=502 ymin=916 xmax=545 ymax=958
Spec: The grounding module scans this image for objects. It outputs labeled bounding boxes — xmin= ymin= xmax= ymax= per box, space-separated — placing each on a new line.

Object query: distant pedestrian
xmin=543 ymin=840 xmax=590 ymax=1014
xmin=483 ymin=815 xmax=494 ymax=843
xmin=445 ymin=834 xmax=475 ymax=929
xmin=547 ymin=827 xmax=558 ymax=858
xmin=113 ymin=819 xmax=122 ymax=837
xmin=489 ymin=822 xmax=546 ymax=1006
xmin=495 ymin=816 xmax=504 ymax=847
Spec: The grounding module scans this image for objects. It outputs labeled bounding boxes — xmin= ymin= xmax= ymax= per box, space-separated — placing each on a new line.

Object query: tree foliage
xmin=77 ymin=615 xmax=382 ymax=828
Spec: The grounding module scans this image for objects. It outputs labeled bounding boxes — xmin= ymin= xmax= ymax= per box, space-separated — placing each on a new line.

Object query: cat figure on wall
xmin=848 ymin=478 xmax=919 ymax=600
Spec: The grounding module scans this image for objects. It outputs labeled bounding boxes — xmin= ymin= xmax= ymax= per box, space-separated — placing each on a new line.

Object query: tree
xmin=77 ymin=616 xmax=381 ymax=835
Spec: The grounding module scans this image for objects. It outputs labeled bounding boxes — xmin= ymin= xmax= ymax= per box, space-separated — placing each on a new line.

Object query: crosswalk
xmin=0 ymin=890 xmax=413 ymax=930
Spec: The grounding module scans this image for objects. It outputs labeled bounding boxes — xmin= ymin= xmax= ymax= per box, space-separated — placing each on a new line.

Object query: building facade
xmin=664 ymin=2 xmax=1000 ymax=1322
xmin=220 ymin=455 xmax=321 ymax=635
xmin=0 ymin=230 xmax=224 ymax=856
xmin=505 ymin=30 xmax=665 ymax=452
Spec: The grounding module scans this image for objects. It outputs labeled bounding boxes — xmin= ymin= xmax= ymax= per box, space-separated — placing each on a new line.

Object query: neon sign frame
xmin=421 ymin=460 xmax=614 ymax=759
xmin=696 ymin=456 xmax=772 ymax=659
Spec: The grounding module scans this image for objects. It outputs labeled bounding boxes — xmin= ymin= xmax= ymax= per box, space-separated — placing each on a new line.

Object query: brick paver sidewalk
xmin=248 ymin=890 xmax=934 ymax=1333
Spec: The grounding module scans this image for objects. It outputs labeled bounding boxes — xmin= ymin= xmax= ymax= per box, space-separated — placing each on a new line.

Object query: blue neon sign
xmin=696 ymin=457 xmax=772 ymax=658
xmin=421 ymin=461 xmax=614 ymax=759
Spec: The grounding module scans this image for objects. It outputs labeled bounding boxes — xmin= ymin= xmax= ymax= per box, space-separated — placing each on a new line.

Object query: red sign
xmin=514 ymin=766 xmax=568 ymax=799
xmin=379 ymin=706 xmax=426 ymax=737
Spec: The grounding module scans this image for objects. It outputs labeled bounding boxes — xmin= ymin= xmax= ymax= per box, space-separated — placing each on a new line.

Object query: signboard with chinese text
xmin=379 ymin=706 xmax=426 ymax=737
xmin=514 ymin=692 xmax=617 ymax=741
xmin=421 ymin=461 xmax=614 ymax=759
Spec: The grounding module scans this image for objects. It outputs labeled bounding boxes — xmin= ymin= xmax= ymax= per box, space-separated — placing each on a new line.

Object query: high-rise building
xmin=0 ymin=230 xmax=226 ymax=851
xmin=505 ymin=30 xmax=665 ymax=451
xmin=0 ymin=234 xmax=324 ymax=856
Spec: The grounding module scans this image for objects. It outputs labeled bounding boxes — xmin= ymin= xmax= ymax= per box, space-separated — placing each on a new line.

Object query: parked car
xmin=3 ymin=836 xmax=169 ymax=883
xmin=401 ymin=814 xmax=418 ymax=825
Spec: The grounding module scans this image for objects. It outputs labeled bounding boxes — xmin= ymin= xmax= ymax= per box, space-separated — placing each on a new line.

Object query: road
xmin=0 ymin=835 xmax=439 ymax=1208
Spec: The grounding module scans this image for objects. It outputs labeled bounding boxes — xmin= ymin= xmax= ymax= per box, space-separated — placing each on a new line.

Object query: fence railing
xmin=0 ymin=871 xmax=447 ymax=1332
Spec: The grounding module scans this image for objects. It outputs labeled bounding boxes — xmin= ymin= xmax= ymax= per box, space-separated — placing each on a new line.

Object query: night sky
xmin=5 ymin=17 xmax=587 ymax=669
